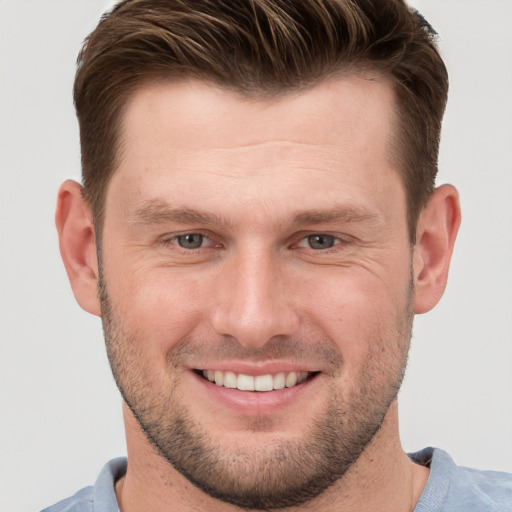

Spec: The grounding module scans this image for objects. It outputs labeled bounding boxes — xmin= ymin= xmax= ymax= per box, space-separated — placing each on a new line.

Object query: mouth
xmin=196 ymin=369 xmax=317 ymax=392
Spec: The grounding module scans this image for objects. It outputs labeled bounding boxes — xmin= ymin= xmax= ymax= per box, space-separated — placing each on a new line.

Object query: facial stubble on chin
xmin=98 ymin=273 xmax=413 ymax=510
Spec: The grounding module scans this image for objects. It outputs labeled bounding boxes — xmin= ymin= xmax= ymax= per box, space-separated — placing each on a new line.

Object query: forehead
xmin=119 ymin=75 xmax=397 ymax=155
xmin=106 ymin=76 xmax=403 ymax=228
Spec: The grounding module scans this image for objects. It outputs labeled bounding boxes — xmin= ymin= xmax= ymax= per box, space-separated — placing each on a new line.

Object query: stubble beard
xmin=99 ymin=276 xmax=413 ymax=510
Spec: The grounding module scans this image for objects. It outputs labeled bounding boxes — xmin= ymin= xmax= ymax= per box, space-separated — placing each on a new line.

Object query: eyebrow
xmin=290 ymin=208 xmax=380 ymax=227
xmin=129 ymin=200 xmax=380 ymax=229
xmin=130 ymin=200 xmax=233 ymax=227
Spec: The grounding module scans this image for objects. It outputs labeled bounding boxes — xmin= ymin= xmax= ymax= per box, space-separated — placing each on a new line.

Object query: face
xmin=99 ymin=77 xmax=414 ymax=509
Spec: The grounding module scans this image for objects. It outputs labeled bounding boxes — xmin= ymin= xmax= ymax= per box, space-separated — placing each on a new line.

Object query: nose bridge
xmin=211 ymin=243 xmax=299 ymax=347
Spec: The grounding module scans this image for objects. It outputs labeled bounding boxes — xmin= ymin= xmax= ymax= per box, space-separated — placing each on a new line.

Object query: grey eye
xmin=307 ymin=234 xmax=336 ymax=250
xmin=177 ymin=233 xmax=204 ymax=249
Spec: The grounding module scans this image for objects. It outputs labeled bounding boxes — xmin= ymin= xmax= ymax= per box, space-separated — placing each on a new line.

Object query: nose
xmin=211 ymin=246 xmax=300 ymax=348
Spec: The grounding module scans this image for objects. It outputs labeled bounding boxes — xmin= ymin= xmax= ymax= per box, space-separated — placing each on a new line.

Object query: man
xmin=44 ymin=0 xmax=511 ymax=511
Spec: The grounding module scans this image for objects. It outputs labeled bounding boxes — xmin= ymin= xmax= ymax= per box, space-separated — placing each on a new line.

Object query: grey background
xmin=1 ymin=1 xmax=511 ymax=511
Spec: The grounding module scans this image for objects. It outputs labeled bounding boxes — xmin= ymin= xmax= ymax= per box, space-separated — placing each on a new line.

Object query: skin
xmin=56 ymin=76 xmax=460 ymax=511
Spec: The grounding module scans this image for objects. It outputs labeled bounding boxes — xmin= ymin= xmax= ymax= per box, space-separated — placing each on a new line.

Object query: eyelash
xmin=161 ymin=232 xmax=220 ymax=250
xmin=296 ymin=234 xmax=342 ymax=251
xmin=160 ymin=232 xmax=348 ymax=253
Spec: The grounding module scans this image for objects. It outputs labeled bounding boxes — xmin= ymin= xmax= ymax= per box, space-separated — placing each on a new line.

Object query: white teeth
xmin=285 ymin=372 xmax=297 ymax=388
xmin=223 ymin=371 xmax=237 ymax=389
xmin=237 ymin=373 xmax=255 ymax=391
xmin=201 ymin=370 xmax=311 ymax=392
xmin=214 ymin=370 xmax=224 ymax=386
xmin=254 ymin=374 xmax=273 ymax=392
xmin=273 ymin=372 xmax=285 ymax=390
xmin=297 ymin=371 xmax=308 ymax=384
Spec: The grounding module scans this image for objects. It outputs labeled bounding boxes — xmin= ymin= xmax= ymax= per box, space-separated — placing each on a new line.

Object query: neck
xmin=116 ymin=401 xmax=429 ymax=512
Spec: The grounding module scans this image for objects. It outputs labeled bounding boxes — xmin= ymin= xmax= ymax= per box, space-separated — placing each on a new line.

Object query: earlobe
xmin=55 ymin=180 xmax=101 ymax=316
xmin=413 ymin=184 xmax=461 ymax=314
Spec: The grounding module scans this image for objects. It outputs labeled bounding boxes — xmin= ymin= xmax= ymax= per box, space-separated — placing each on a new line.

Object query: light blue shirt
xmin=41 ymin=448 xmax=512 ymax=511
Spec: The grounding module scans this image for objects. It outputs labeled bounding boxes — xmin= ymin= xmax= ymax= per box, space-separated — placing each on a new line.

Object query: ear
xmin=413 ymin=184 xmax=461 ymax=314
xmin=55 ymin=180 xmax=101 ymax=316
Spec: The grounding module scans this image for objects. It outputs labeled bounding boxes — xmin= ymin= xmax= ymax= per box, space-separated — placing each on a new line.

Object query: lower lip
xmin=191 ymin=371 xmax=318 ymax=414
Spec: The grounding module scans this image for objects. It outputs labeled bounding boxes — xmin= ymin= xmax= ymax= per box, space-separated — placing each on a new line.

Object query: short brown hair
xmin=74 ymin=0 xmax=448 ymax=240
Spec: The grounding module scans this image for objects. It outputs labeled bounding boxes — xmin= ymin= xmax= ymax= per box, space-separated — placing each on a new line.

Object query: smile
xmin=200 ymin=370 xmax=312 ymax=392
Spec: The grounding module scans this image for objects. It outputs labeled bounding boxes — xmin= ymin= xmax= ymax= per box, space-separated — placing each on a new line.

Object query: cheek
xmin=300 ymin=266 xmax=410 ymax=372
xmin=105 ymin=262 xmax=213 ymax=353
